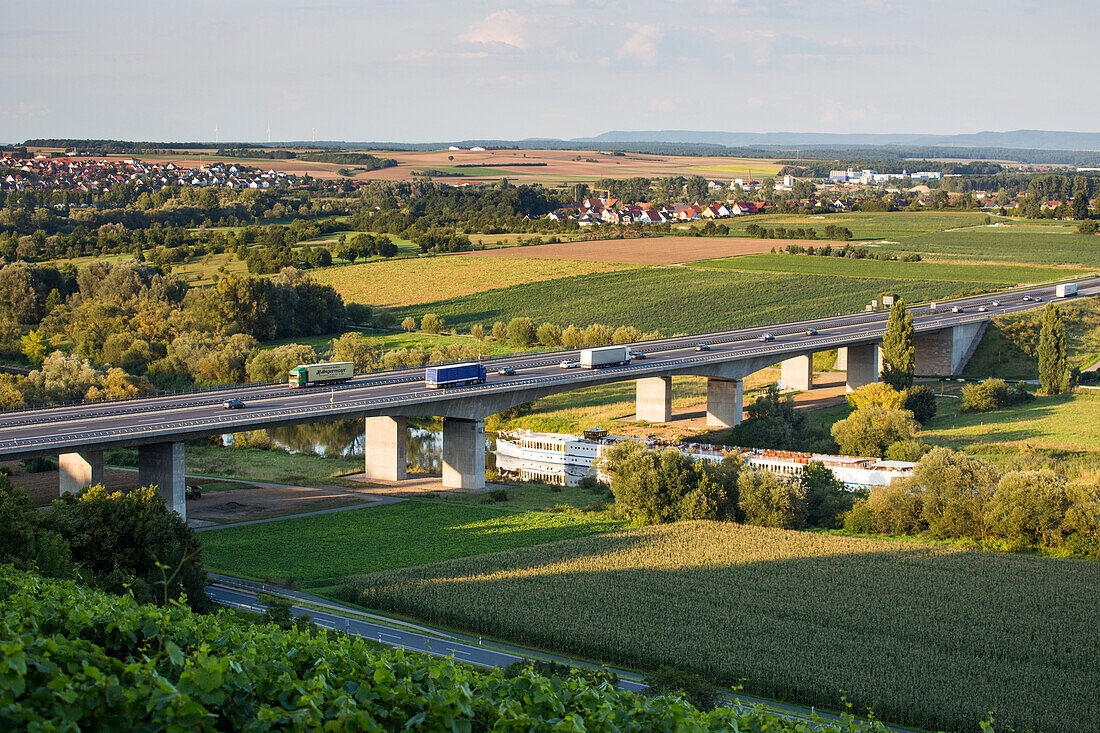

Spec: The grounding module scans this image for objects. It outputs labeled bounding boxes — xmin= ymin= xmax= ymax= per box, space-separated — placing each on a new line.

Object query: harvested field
xmin=462 ymin=236 xmax=789 ymax=265
xmin=313 ymin=256 xmax=633 ymax=307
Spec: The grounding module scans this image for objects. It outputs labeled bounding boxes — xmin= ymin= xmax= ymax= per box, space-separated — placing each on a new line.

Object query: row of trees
xmin=844 ymin=448 xmax=1098 ymax=555
xmin=598 ymin=441 xmax=855 ymax=530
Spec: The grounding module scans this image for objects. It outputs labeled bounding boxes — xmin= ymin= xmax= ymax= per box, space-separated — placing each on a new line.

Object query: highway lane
xmin=1 ymin=277 xmax=1095 ymax=456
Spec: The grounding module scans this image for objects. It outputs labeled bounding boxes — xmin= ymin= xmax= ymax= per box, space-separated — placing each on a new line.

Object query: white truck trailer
xmin=580 ymin=345 xmax=632 ymax=369
xmin=1056 ymin=283 xmax=1078 ymax=297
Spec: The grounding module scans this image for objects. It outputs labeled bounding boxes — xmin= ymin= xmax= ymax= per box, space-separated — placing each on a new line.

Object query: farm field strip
xmin=338 ymin=521 xmax=1100 ymax=733
xmin=693 ymin=253 xmax=1092 ymax=283
xmin=312 ymin=257 xmax=635 ymax=308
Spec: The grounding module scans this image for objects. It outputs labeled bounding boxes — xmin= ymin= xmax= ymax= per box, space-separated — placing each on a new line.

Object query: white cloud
xmin=746 ymin=96 xmax=763 ymax=108
xmin=617 ymin=25 xmax=662 ymax=64
xmin=459 ymin=10 xmax=528 ymax=49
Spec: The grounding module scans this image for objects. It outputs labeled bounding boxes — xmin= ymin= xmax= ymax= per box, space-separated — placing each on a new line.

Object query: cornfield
xmin=340 ymin=522 xmax=1099 ymax=732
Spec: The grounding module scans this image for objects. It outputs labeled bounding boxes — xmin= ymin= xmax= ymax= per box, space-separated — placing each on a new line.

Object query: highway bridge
xmin=3 ymin=276 xmax=1096 ymax=520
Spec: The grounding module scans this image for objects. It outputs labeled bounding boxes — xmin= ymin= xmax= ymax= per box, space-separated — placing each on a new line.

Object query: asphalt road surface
xmin=2 ymin=277 xmax=1095 ymax=457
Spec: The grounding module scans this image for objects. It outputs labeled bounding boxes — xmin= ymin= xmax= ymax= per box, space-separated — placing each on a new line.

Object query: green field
xmin=199 ymin=499 xmax=623 ymax=586
xmin=922 ymin=392 xmax=1100 ymax=454
xmin=185 ymin=445 xmax=361 ymax=485
xmin=338 ymin=521 xmax=1099 ymax=733
xmin=695 ymin=252 xmax=1090 ymax=283
xmin=390 ymin=268 xmax=991 ymax=333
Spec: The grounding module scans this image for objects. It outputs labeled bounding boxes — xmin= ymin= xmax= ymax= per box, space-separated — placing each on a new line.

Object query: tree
xmin=20 ymin=329 xmax=50 ymax=364
xmin=904 ymin=448 xmax=1002 ymax=540
xmin=536 ymin=322 xmax=562 ymax=347
xmin=470 ymin=324 xmax=485 ymax=343
xmin=246 ymin=343 xmax=317 ymax=383
xmin=880 ymin=299 xmax=914 ymax=389
xmin=846 ymin=382 xmax=905 ymax=411
xmin=737 ymin=469 xmax=805 ymax=528
xmin=507 ymin=317 xmax=536 ymax=347
xmin=984 ymin=470 xmax=1081 ymax=548
xmin=1037 ymin=303 xmax=1069 ymax=395
xmin=830 ymin=406 xmax=920 ymax=458
xmin=401 ymin=316 xmax=417 ymax=332
xmin=420 ymin=313 xmax=444 ymax=334
xmin=1071 ymin=191 xmax=1090 ymax=220
xmin=330 ymin=331 xmax=378 ymax=372
xmin=800 ymin=462 xmax=852 ymax=528
xmin=492 ymin=321 xmax=507 ymax=341
xmin=685 ymin=176 xmax=708 ymax=201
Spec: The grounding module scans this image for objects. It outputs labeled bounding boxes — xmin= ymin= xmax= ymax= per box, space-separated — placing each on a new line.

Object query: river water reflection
xmin=261 ymin=419 xmax=498 ymax=474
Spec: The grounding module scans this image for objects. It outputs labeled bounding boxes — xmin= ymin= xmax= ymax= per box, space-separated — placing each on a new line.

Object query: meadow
xmin=312 ymin=256 xmax=633 ymax=309
xmin=199 ymin=499 xmax=623 ymax=587
xmin=694 ymin=252 xmax=1090 ymax=284
xmin=387 ymin=268 xmax=991 ymax=334
xmin=338 ymin=521 xmax=1100 ymax=733
xmin=922 ymin=392 xmax=1100 ymax=453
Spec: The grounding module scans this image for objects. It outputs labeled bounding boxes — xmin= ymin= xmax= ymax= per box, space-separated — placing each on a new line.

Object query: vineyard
xmin=340 ymin=521 xmax=1100 ymax=732
xmin=0 ymin=568 xmax=892 ymax=732
xmin=389 ymin=268 xmax=991 ymax=334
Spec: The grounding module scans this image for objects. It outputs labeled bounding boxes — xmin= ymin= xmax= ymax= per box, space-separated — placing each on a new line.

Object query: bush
xmin=830 ymin=406 xmax=920 ymax=458
xmin=420 ymin=313 xmax=444 ymax=334
xmin=642 ymin=666 xmax=719 ymax=712
xmin=884 ymin=439 xmax=931 ymax=462
xmin=960 ymin=378 xmax=1031 ymax=412
xmin=21 ymin=456 xmax=55 ymax=473
xmin=902 ymin=384 xmax=937 ymax=424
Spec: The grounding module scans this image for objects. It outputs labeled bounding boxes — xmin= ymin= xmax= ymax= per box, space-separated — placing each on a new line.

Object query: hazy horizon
xmin=3 ymin=1 xmax=1098 ymax=144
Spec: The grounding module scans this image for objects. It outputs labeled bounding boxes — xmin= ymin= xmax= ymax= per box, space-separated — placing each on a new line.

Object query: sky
xmin=2 ymin=0 xmax=1097 ymax=144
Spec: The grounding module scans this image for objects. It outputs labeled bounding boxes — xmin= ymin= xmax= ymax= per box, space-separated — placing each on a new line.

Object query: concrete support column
xmin=138 ymin=442 xmax=186 ymax=520
xmin=364 ymin=416 xmax=407 ymax=481
xmin=636 ymin=376 xmax=672 ymax=423
xmin=835 ymin=347 xmax=848 ymax=370
xmin=442 ymin=418 xmax=485 ymax=491
xmin=780 ymin=354 xmax=813 ymax=392
xmin=845 ymin=343 xmax=880 ymax=393
xmin=706 ymin=378 xmax=743 ymax=428
xmin=59 ymin=449 xmax=103 ymax=496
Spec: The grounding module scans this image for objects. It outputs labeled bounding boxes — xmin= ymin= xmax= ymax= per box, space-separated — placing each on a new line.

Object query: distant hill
xmin=575 ymin=129 xmax=1100 ymax=151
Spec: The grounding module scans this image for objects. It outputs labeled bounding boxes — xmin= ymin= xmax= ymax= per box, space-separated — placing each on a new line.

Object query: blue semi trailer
xmin=425 ymin=362 xmax=487 ymax=388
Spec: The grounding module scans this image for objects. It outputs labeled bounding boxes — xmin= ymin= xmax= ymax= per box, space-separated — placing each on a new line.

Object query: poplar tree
xmin=881 ymin=299 xmax=915 ymax=390
xmin=1037 ymin=303 xmax=1069 ymax=394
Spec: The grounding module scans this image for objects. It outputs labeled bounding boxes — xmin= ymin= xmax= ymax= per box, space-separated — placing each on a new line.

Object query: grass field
xmin=185 ymin=445 xmax=361 ymax=485
xmin=199 ymin=499 xmax=623 ymax=586
xmin=312 ymin=257 xmax=634 ymax=309
xmin=694 ymin=252 xmax=1090 ymax=283
xmin=338 ymin=521 xmax=1099 ymax=733
xmin=389 ymin=268 xmax=991 ymax=334
xmin=922 ymin=392 xmax=1100 ymax=453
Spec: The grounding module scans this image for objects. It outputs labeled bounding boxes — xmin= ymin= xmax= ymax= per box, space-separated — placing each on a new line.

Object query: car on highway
xmin=1023 ymin=295 xmax=1031 ymax=301
xmin=496 ymin=366 xmax=516 ymax=376
xmin=559 ymin=360 xmax=578 ymax=369
xmin=978 ymin=306 xmax=987 ymax=312
xmin=694 ymin=344 xmax=711 ymax=351
xmin=757 ymin=333 xmax=775 ymax=343
xmin=991 ymin=300 xmax=1001 ymax=307
xmin=222 ymin=398 xmax=245 ymax=409
xmin=1034 ymin=296 xmax=1043 ymax=301
xmin=805 ymin=328 xmax=818 ymax=336
xmin=631 ymin=351 xmax=646 ymax=360
xmin=952 ymin=306 xmax=964 ymax=313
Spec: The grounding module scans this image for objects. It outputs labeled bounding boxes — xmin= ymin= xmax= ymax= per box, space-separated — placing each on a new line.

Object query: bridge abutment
xmin=363 ymin=416 xmax=407 ymax=481
xmin=59 ymin=449 xmax=103 ymax=496
xmin=442 ymin=417 xmax=485 ymax=491
xmin=138 ymin=442 xmax=186 ymax=520
xmin=780 ymin=354 xmax=813 ymax=392
xmin=845 ymin=343 xmax=881 ymax=393
xmin=706 ymin=378 xmax=743 ymax=428
xmin=915 ymin=322 xmax=987 ymax=376
xmin=636 ymin=376 xmax=672 ymax=423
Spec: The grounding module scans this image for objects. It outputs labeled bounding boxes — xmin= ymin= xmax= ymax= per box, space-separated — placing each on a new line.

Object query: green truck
xmin=288 ymin=362 xmax=354 ymax=388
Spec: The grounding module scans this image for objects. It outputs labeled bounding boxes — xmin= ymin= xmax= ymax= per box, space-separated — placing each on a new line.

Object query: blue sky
xmin=2 ymin=0 xmax=1096 ymax=143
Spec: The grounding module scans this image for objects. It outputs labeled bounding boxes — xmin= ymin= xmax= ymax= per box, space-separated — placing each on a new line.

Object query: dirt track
xmin=461 ymin=236 xmax=776 ymax=265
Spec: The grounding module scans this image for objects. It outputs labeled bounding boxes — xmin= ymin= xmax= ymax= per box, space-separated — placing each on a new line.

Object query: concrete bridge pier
xmin=59 ymin=449 xmax=103 ymax=496
xmin=845 ymin=343 xmax=881 ymax=393
xmin=363 ymin=416 xmax=407 ymax=481
xmin=780 ymin=354 xmax=814 ymax=392
xmin=138 ymin=442 xmax=186 ymax=520
xmin=915 ymin=322 xmax=987 ymax=376
xmin=636 ymin=376 xmax=672 ymax=423
xmin=442 ymin=417 xmax=485 ymax=491
xmin=706 ymin=378 xmax=743 ymax=428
